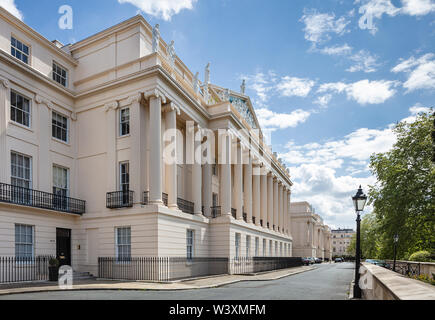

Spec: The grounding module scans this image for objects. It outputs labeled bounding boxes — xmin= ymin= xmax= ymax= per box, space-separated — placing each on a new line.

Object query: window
xmin=52 ymin=111 xmax=68 ymax=142
xmin=212 ymin=193 xmax=218 ymax=207
xmin=263 ymin=239 xmax=266 ymax=257
xmin=187 ymin=230 xmax=194 ymax=260
xmin=280 ymin=243 xmax=283 ymax=257
xmin=275 ymin=241 xmax=278 ymax=256
xmin=235 ymin=233 xmax=240 ymax=259
xmin=246 ymin=236 xmax=251 ymax=258
xmin=11 ymin=37 xmax=29 ymax=64
xmin=15 ymin=224 xmax=34 ymax=259
xmin=10 ymin=91 xmax=30 ymax=127
xmin=119 ymin=162 xmax=130 ymax=204
xmin=119 ymin=108 xmax=130 ymax=136
xmin=115 ymin=227 xmax=131 ymax=261
xmin=269 ymin=240 xmax=273 ymax=257
xmin=212 ymin=159 xmax=218 ymax=176
xmin=53 ymin=166 xmax=69 ymax=209
xmin=52 ymin=62 xmax=68 ymax=87
xmin=11 ymin=152 xmax=32 ymax=189
xmin=255 ymin=237 xmax=259 ymax=257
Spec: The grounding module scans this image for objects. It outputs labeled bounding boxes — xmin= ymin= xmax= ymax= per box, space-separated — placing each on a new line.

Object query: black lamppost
xmin=352 ymin=185 xmax=367 ymax=299
xmin=393 ymin=234 xmax=399 ymax=272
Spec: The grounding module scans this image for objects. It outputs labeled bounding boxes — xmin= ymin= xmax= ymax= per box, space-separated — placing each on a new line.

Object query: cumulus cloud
xmin=256 ymin=108 xmax=311 ymax=130
xmin=318 ymin=79 xmax=397 ymax=105
xmin=401 ymin=0 xmax=435 ymax=16
xmin=314 ymin=94 xmax=333 ymax=107
xmin=300 ymin=9 xmax=350 ymax=45
xmin=346 ymin=50 xmax=380 ymax=73
xmin=391 ymin=53 xmax=435 ymax=92
xmin=276 ymin=76 xmax=316 ymax=98
xmin=118 ymin=0 xmax=198 ymax=21
xmin=0 ymin=0 xmax=22 ymax=20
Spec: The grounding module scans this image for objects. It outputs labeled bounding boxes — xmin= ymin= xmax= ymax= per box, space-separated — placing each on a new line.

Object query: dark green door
xmin=56 ymin=228 xmax=71 ymax=267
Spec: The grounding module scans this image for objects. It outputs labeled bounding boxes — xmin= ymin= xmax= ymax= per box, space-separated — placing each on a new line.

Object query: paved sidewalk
xmin=0 ymin=266 xmax=314 ymax=296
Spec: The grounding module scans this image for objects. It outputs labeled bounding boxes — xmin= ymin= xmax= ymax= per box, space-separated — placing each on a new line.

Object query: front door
xmin=56 ymin=228 xmax=71 ymax=267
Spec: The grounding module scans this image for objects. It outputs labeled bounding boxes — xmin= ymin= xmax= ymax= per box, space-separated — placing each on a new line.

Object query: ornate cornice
xmin=144 ymin=88 xmax=167 ymax=104
xmin=127 ymin=93 xmax=143 ymax=106
xmin=104 ymin=101 xmax=119 ymax=112
xmin=162 ymin=102 xmax=181 ymax=115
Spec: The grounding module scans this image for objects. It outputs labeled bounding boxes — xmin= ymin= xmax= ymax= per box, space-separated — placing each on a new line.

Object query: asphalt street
xmin=0 ymin=262 xmax=355 ymax=300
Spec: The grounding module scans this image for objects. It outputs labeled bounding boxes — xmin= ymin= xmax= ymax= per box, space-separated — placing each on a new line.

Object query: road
xmin=0 ymin=262 xmax=354 ymax=300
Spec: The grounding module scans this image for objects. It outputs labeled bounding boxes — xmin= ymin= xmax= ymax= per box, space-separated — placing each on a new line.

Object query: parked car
xmin=302 ymin=257 xmax=311 ymax=265
xmin=315 ymin=257 xmax=323 ymax=264
xmin=365 ymin=259 xmax=390 ymax=268
xmin=334 ymin=257 xmax=343 ymax=263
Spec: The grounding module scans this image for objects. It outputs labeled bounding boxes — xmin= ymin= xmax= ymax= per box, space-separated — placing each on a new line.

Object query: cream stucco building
xmin=331 ymin=228 xmax=355 ymax=257
xmin=289 ymin=202 xmax=332 ymax=261
xmin=0 ymin=9 xmax=295 ymax=277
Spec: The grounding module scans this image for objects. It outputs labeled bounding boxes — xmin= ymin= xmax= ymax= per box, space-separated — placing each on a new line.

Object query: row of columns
xmin=105 ymin=90 xmax=291 ymax=236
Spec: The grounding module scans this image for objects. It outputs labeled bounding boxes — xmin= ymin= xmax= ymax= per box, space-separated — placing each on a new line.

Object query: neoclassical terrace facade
xmin=290 ymin=202 xmax=332 ymax=261
xmin=0 ymin=9 xmax=294 ymax=275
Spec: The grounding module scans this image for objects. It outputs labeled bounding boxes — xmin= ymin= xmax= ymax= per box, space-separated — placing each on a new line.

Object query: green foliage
xmin=409 ymin=250 xmax=432 ymax=262
xmin=49 ymin=258 xmax=59 ymax=267
xmin=411 ymin=274 xmax=435 ymax=286
xmin=355 ymin=111 xmax=435 ymax=260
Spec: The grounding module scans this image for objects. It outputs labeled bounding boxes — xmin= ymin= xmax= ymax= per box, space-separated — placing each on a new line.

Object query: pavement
xmin=0 ymin=263 xmax=355 ymax=300
xmin=0 ymin=265 xmax=315 ymax=297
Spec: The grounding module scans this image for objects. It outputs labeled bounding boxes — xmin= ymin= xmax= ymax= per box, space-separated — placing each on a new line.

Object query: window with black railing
xmin=162 ymin=193 xmax=168 ymax=206
xmin=0 ymin=182 xmax=85 ymax=215
xmin=243 ymin=212 xmax=247 ymax=222
xmin=177 ymin=198 xmax=194 ymax=214
xmin=231 ymin=208 xmax=237 ymax=219
xmin=106 ymin=190 xmax=134 ymax=209
xmin=211 ymin=206 xmax=221 ymax=218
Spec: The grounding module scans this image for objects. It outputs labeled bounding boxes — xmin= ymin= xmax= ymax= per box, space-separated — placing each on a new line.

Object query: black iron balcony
xmin=211 ymin=206 xmax=221 ymax=218
xmin=0 ymin=182 xmax=85 ymax=215
xmin=253 ymin=217 xmax=256 ymax=225
xmin=162 ymin=193 xmax=168 ymax=206
xmin=243 ymin=212 xmax=247 ymax=223
xmin=231 ymin=208 xmax=237 ymax=219
xmin=177 ymin=198 xmax=194 ymax=214
xmin=106 ymin=190 xmax=134 ymax=209
xmin=142 ymin=191 xmax=149 ymax=205
xmin=260 ymin=219 xmax=263 ymax=227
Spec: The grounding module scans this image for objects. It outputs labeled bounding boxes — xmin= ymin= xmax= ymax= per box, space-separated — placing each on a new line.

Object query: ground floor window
xmin=115 ymin=227 xmax=131 ymax=261
xmin=187 ymin=230 xmax=194 ymax=260
xmin=15 ymin=224 xmax=34 ymax=259
xmin=269 ymin=240 xmax=273 ymax=257
xmin=235 ymin=233 xmax=241 ymax=259
xmin=263 ymin=239 xmax=266 ymax=257
xmin=255 ymin=237 xmax=259 ymax=257
xmin=246 ymin=236 xmax=251 ymax=258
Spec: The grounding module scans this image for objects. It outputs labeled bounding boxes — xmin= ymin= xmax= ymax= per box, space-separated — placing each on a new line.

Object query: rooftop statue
xmin=241 ymin=79 xmax=246 ymax=95
xmin=204 ymin=62 xmax=210 ymax=85
xmin=193 ymin=72 xmax=200 ymax=94
xmin=167 ymin=40 xmax=176 ymax=71
xmin=152 ymin=24 xmax=160 ymax=53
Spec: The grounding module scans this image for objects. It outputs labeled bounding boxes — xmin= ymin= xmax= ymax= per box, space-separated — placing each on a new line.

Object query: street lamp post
xmin=352 ymin=185 xmax=367 ymax=299
xmin=393 ymin=234 xmax=399 ymax=272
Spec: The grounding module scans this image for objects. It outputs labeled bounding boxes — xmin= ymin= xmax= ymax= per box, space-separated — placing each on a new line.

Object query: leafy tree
xmin=347 ymin=212 xmax=381 ymax=259
xmin=368 ymin=111 xmax=435 ymax=259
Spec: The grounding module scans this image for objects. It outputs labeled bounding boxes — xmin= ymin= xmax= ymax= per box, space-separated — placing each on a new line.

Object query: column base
xmin=150 ymin=200 xmax=164 ymax=205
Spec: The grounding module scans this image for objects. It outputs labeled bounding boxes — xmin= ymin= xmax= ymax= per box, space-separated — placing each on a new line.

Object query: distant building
xmin=331 ymin=229 xmax=355 ymax=257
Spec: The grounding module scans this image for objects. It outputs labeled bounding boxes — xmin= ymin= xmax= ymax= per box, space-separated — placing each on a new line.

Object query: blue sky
xmin=2 ymin=0 xmax=434 ymax=229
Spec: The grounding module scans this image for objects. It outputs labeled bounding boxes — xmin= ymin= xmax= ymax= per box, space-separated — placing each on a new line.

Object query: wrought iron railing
xmin=98 ymin=257 xmax=229 ymax=282
xmin=0 ymin=256 xmax=54 ymax=283
xmin=230 ymin=257 xmax=303 ymax=275
xmin=253 ymin=217 xmax=256 ymax=225
xmin=243 ymin=212 xmax=247 ymax=222
xmin=0 ymin=182 xmax=85 ymax=215
xmin=231 ymin=208 xmax=237 ymax=219
xmin=142 ymin=191 xmax=149 ymax=205
xmin=177 ymin=198 xmax=194 ymax=214
xmin=106 ymin=190 xmax=134 ymax=209
xmin=162 ymin=193 xmax=168 ymax=206
xmin=211 ymin=206 xmax=221 ymax=218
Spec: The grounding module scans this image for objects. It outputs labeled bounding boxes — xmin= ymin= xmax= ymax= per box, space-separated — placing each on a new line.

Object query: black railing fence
xmin=385 ymin=260 xmax=422 ymax=276
xmin=98 ymin=257 xmax=229 ymax=282
xmin=0 ymin=256 xmax=53 ymax=284
xmin=162 ymin=193 xmax=168 ymax=206
xmin=0 ymin=182 xmax=85 ymax=215
xmin=177 ymin=198 xmax=194 ymax=214
xmin=106 ymin=190 xmax=134 ymax=209
xmin=230 ymin=257 xmax=303 ymax=275
xmin=211 ymin=206 xmax=221 ymax=218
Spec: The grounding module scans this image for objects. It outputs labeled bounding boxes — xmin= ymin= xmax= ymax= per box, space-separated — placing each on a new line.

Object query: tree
xmin=347 ymin=212 xmax=381 ymax=259
xmin=369 ymin=111 xmax=435 ymax=259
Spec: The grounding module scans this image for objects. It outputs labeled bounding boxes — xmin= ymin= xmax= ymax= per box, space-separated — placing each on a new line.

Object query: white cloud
xmin=276 ymin=76 xmax=316 ymax=98
xmin=118 ymin=0 xmax=198 ymax=21
xmin=320 ymin=44 xmax=353 ymax=56
xmin=346 ymin=50 xmax=380 ymax=73
xmin=0 ymin=0 xmax=22 ymax=20
xmin=256 ymin=108 xmax=311 ymax=130
xmin=240 ymin=71 xmax=277 ymax=106
xmin=314 ymin=94 xmax=333 ymax=107
xmin=401 ymin=0 xmax=435 ymax=16
xmin=318 ymin=79 xmax=397 ymax=105
xmin=300 ymin=10 xmax=350 ymax=45
xmin=391 ymin=53 xmax=435 ymax=92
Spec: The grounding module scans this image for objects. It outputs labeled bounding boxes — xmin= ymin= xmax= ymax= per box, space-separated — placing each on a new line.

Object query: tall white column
xmin=104 ymin=101 xmax=119 ymax=193
xmin=163 ymin=103 xmax=179 ymax=209
xmin=278 ymin=182 xmax=283 ymax=233
xmin=202 ymin=130 xmax=213 ymax=218
xmin=252 ymin=164 xmax=261 ymax=226
xmin=149 ymin=93 xmax=165 ymax=204
xmin=192 ymin=125 xmax=202 ymax=215
xmin=284 ymin=188 xmax=288 ymax=234
xmin=220 ymin=133 xmax=232 ymax=216
xmin=130 ymin=94 xmax=145 ymax=203
xmin=260 ymin=169 xmax=267 ymax=228
xmin=244 ymin=157 xmax=253 ymax=223
xmin=234 ymin=142 xmax=243 ymax=220
xmin=273 ymin=177 xmax=278 ymax=231
xmin=0 ymin=79 xmax=8 ymax=183
xmin=267 ymin=173 xmax=273 ymax=230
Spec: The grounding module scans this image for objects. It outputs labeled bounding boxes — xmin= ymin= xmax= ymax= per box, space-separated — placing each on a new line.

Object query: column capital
xmin=0 ymin=78 xmax=9 ymax=89
xmin=35 ymin=94 xmax=53 ymax=109
xmin=145 ymin=88 xmax=167 ymax=104
xmin=127 ymin=93 xmax=144 ymax=105
xmin=104 ymin=101 xmax=119 ymax=112
xmin=162 ymin=102 xmax=181 ymax=115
